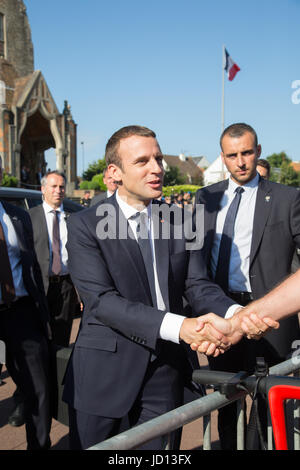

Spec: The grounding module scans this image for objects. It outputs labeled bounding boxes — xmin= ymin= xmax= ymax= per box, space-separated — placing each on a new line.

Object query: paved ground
xmin=0 ymin=317 xmax=221 ymax=451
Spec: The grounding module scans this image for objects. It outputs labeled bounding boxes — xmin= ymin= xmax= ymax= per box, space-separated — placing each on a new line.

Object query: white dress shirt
xmin=116 ymin=191 xmax=185 ymax=343
xmin=211 ymin=173 xmax=259 ymax=293
xmin=42 ymin=201 xmax=69 ymax=276
xmin=0 ymin=202 xmax=28 ymax=303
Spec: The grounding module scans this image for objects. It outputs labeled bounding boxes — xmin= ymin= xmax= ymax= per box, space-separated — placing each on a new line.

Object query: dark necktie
xmin=51 ymin=210 xmax=61 ymax=275
xmin=214 ymin=186 xmax=244 ymax=292
xmin=0 ymin=220 xmax=15 ymax=303
xmin=136 ymin=212 xmax=157 ymax=308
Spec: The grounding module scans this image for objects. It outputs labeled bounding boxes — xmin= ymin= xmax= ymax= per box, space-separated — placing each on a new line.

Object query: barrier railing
xmin=88 ymin=357 xmax=300 ymax=450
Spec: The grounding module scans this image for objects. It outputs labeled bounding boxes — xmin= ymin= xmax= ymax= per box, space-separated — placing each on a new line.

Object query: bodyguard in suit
xmin=62 ymin=125 xmax=238 ymax=450
xmin=0 ymin=156 xmax=51 ymax=449
xmin=29 ymin=171 xmax=78 ymax=347
xmin=90 ymin=167 xmax=118 ymax=206
xmin=195 ymin=122 xmax=300 ymax=449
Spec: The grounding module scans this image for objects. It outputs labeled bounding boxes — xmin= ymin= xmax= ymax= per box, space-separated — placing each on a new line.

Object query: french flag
xmin=224 ymin=48 xmax=240 ymax=81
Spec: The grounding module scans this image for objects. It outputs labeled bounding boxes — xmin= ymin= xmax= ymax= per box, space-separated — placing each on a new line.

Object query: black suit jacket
xmin=195 ymin=177 xmax=300 ymax=357
xmin=62 ymin=194 xmax=235 ymax=418
xmin=1 ymin=201 xmax=50 ymax=337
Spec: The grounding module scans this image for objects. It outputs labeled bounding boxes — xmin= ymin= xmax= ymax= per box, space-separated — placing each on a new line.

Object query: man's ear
xmin=257 ymin=144 xmax=262 ymax=158
xmin=108 ymin=163 xmax=122 ymax=183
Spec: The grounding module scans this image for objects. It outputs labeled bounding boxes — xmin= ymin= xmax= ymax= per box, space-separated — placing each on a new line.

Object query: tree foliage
xmin=266 ymin=151 xmax=300 ymax=187
xmin=82 ymin=158 xmax=106 ymax=181
xmin=163 ymin=166 xmax=186 ymax=186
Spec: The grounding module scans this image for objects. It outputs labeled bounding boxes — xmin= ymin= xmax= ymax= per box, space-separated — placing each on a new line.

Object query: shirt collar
xmin=228 ymin=172 xmax=259 ymax=194
xmin=116 ymin=190 xmax=151 ymax=221
xmin=43 ymin=200 xmax=64 ymax=214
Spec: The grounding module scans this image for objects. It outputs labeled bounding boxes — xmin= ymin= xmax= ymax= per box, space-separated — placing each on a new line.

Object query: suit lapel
xmin=153 ymin=205 xmax=170 ymax=310
xmin=36 ymin=204 xmax=50 ymax=252
xmin=109 ymin=195 xmax=154 ymax=304
xmin=250 ymin=178 xmax=272 ymax=266
xmin=203 ymin=180 xmax=228 ymax=254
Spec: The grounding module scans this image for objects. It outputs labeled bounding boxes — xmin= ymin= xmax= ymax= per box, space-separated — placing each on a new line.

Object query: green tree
xmin=266 ymin=151 xmax=291 ymax=168
xmin=278 ymin=161 xmax=300 ymax=187
xmin=82 ymin=158 xmax=106 ymax=180
xmin=1 ymin=173 xmax=18 ymax=187
xmin=163 ymin=166 xmax=185 ymax=186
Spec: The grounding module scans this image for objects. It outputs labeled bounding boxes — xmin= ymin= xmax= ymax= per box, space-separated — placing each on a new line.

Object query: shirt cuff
xmin=225 ymin=304 xmax=244 ymax=319
xmin=159 ymin=312 xmax=186 ymax=344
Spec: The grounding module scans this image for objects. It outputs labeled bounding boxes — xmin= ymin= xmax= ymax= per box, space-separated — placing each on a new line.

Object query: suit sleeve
xmin=186 ymin=188 xmax=236 ymax=317
xmin=290 ymin=189 xmax=300 ymax=247
xmin=66 ymin=213 xmax=165 ymax=350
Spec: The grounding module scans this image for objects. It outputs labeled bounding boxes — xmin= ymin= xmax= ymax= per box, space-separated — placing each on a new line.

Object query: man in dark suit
xmin=90 ymin=167 xmax=118 ymax=206
xmin=195 ymin=122 xmax=300 ymax=449
xmin=62 ymin=125 xmax=238 ymax=450
xmin=29 ymin=171 xmax=78 ymax=347
xmin=0 ymin=156 xmax=52 ymax=449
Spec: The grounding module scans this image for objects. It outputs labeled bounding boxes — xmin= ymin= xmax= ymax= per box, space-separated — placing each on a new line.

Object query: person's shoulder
xmin=28 ymin=204 xmax=43 ymax=216
xmin=262 ymin=179 xmax=300 ymax=198
xmin=1 ymin=200 xmax=28 ymax=219
xmin=195 ymin=180 xmax=227 ymax=201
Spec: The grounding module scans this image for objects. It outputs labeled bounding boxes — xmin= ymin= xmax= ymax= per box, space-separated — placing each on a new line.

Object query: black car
xmin=0 ymin=187 xmax=83 ymax=214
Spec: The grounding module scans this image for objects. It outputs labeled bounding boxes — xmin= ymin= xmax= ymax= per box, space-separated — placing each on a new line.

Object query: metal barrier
xmin=88 ymin=357 xmax=300 ymax=450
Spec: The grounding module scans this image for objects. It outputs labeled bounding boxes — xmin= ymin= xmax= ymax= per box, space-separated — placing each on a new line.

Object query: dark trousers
xmin=47 ymin=275 xmax=78 ymax=347
xmin=68 ymin=355 xmax=184 ymax=450
xmin=0 ymin=296 xmax=51 ymax=449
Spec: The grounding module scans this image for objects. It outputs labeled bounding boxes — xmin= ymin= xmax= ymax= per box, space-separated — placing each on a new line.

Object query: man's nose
xmin=150 ymin=158 xmax=163 ymax=173
xmin=236 ymin=155 xmax=245 ymax=167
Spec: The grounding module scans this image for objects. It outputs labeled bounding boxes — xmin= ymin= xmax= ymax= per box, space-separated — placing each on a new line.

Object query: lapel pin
xmin=265 ymin=196 xmax=271 ymax=202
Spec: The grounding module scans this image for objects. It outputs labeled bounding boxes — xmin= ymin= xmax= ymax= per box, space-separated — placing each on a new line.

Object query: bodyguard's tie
xmin=51 ymin=210 xmax=61 ymax=275
xmin=0 ymin=220 xmax=15 ymax=303
xmin=136 ymin=212 xmax=157 ymax=308
xmin=214 ymin=186 xmax=244 ymax=292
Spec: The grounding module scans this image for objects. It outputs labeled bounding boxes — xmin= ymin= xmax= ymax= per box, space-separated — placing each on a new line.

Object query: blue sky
xmin=26 ymin=0 xmax=300 ymax=176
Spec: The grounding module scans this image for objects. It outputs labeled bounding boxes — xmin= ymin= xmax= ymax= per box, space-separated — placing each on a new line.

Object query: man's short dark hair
xmin=105 ymin=125 xmax=157 ymax=170
xmin=257 ymin=158 xmax=270 ymax=175
xmin=220 ymin=123 xmax=258 ymax=150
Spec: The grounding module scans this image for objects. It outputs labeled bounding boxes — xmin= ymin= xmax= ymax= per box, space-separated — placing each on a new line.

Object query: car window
xmin=26 ymin=197 xmax=43 ymax=209
xmin=0 ymin=196 xmax=27 ymax=209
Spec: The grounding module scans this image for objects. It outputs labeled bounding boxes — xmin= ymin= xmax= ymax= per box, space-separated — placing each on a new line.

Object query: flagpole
xmin=221 ymin=44 xmax=225 ymax=133
xmin=221 ymin=45 xmax=225 ymax=179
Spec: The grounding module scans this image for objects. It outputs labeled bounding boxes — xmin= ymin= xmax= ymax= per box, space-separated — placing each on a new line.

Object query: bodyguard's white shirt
xmin=42 ymin=201 xmax=69 ymax=276
xmin=0 ymin=202 xmax=28 ymax=303
xmin=211 ymin=173 xmax=259 ymax=293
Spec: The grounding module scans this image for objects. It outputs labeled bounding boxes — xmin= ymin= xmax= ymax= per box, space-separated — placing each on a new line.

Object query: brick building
xmin=0 ymin=0 xmax=77 ymax=193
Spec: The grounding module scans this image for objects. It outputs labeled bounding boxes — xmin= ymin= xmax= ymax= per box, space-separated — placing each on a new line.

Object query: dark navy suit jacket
xmin=62 ymin=195 xmax=234 ymax=418
xmin=1 ymin=201 xmax=50 ymax=337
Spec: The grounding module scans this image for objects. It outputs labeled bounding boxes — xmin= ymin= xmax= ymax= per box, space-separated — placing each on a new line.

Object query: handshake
xmin=179 ymin=307 xmax=280 ymax=357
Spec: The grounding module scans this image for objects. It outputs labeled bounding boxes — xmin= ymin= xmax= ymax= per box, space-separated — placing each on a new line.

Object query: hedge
xmin=162 ymin=184 xmax=202 ymax=196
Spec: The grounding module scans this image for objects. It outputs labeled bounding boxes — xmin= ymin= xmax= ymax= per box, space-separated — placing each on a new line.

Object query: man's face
xmin=221 ymin=131 xmax=261 ymax=185
xmin=109 ymin=135 xmax=164 ymax=207
xmin=103 ymin=172 xmax=118 ymax=194
xmin=257 ymin=165 xmax=269 ymax=180
xmin=42 ymin=174 xmax=65 ymax=209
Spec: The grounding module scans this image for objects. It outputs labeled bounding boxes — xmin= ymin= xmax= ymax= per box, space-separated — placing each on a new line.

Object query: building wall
xmin=0 ymin=0 xmax=34 ymax=77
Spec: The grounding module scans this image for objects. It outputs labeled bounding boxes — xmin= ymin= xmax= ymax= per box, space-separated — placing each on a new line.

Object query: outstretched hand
xmin=179 ymin=317 xmax=231 ymax=357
